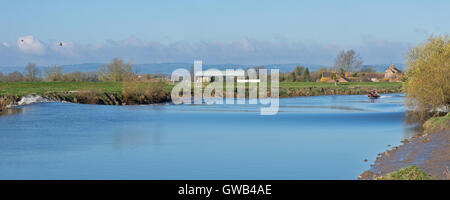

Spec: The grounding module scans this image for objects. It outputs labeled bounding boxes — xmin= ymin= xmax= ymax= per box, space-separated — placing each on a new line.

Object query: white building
xmin=194 ymin=70 xmax=247 ymax=83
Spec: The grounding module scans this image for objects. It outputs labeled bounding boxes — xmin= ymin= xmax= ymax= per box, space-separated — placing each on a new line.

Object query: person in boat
xmin=368 ymin=90 xmax=380 ymax=98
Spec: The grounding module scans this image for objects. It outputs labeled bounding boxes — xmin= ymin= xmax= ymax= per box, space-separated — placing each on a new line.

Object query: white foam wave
xmin=17 ymin=95 xmax=48 ymax=106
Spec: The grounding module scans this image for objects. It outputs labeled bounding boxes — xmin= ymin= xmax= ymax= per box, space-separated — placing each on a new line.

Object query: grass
xmin=0 ymin=82 xmax=123 ymax=96
xmin=375 ymin=165 xmax=430 ymax=180
xmin=0 ymin=81 xmax=402 ymax=97
xmin=423 ymin=113 xmax=450 ymax=132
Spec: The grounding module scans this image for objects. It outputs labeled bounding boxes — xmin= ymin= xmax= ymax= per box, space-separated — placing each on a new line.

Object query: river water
xmin=0 ymin=94 xmax=414 ymax=179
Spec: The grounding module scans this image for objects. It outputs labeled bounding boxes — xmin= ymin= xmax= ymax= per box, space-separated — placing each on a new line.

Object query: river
xmin=0 ymin=94 xmax=414 ymax=179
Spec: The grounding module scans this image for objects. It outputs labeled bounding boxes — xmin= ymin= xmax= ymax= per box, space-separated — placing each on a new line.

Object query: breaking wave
xmin=17 ymin=95 xmax=49 ymax=106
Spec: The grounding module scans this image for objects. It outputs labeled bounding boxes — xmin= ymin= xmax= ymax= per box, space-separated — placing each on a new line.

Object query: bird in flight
xmin=59 ymin=42 xmax=63 ymax=46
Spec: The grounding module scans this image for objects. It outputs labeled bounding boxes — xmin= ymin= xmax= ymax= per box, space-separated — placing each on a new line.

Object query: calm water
xmin=0 ymin=94 xmax=413 ymax=179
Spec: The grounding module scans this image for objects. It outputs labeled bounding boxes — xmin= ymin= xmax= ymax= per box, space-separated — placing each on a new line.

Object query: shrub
xmin=375 ymin=165 xmax=430 ymax=180
xmin=405 ymin=35 xmax=450 ymax=116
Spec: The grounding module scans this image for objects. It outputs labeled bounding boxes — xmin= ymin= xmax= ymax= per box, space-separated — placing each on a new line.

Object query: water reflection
xmin=0 ymin=107 xmax=23 ymax=116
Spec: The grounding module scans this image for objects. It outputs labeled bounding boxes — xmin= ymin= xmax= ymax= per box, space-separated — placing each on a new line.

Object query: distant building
xmin=320 ymin=71 xmax=360 ymax=82
xmin=362 ymin=73 xmax=384 ymax=82
xmin=320 ymin=72 xmax=334 ymax=82
xmin=384 ymin=64 xmax=402 ymax=81
xmin=194 ymin=70 xmax=247 ymax=83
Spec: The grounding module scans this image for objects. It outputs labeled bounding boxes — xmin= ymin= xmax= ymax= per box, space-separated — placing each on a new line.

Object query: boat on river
xmin=368 ymin=91 xmax=380 ymax=99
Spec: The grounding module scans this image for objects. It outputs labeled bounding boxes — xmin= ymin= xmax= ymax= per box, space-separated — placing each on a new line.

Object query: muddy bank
xmin=360 ymin=114 xmax=450 ymax=180
xmin=0 ymin=91 xmax=171 ymax=110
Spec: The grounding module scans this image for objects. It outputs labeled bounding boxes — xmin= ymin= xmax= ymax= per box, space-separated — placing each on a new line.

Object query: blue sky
xmin=0 ymin=0 xmax=449 ymax=66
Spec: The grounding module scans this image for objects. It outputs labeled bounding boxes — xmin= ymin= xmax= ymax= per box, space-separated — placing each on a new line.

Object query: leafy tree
xmin=405 ymin=35 xmax=450 ymax=115
xmin=293 ymin=65 xmax=305 ymax=81
xmin=99 ymin=58 xmax=134 ymax=82
xmin=286 ymin=72 xmax=295 ymax=82
xmin=24 ymin=63 xmax=41 ymax=82
xmin=302 ymin=68 xmax=310 ymax=82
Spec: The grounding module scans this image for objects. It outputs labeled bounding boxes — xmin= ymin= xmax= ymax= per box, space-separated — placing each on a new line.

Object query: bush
xmin=405 ymin=35 xmax=450 ymax=116
xmin=375 ymin=165 xmax=430 ymax=180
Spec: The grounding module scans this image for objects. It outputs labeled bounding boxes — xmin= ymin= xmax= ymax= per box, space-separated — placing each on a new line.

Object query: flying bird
xmin=59 ymin=42 xmax=63 ymax=46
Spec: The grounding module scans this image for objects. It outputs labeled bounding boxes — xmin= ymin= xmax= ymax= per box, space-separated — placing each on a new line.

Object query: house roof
xmin=385 ymin=64 xmax=401 ymax=73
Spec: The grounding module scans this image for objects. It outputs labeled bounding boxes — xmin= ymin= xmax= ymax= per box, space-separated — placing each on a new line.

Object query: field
xmin=0 ymin=82 xmax=123 ymax=96
xmin=0 ymin=81 xmax=403 ymax=97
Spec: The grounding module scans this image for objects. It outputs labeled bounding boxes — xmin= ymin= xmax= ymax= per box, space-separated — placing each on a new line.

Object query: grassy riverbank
xmin=0 ymin=81 xmax=402 ymax=96
xmin=0 ymin=81 xmax=402 ymax=109
xmin=279 ymin=82 xmax=402 ymax=97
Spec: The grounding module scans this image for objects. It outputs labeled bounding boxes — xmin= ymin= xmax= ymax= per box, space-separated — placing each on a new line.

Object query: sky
xmin=0 ymin=0 xmax=449 ymax=66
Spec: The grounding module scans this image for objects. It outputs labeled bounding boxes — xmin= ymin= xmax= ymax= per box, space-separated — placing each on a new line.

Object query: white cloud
xmin=17 ymin=35 xmax=46 ymax=55
xmin=1 ymin=42 xmax=9 ymax=47
xmin=49 ymin=41 xmax=78 ymax=57
xmin=0 ymin=36 xmax=415 ymax=66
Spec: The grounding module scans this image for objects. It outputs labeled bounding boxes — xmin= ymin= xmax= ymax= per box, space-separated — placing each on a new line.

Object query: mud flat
xmin=360 ymin=114 xmax=450 ymax=180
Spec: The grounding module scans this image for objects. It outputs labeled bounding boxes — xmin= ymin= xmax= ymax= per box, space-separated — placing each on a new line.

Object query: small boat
xmin=368 ymin=91 xmax=380 ymax=99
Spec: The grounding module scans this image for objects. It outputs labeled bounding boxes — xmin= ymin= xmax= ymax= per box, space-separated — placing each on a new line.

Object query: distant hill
xmin=0 ymin=63 xmax=404 ymax=75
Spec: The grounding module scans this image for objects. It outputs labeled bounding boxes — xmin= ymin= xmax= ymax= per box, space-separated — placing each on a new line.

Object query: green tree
xmin=24 ymin=63 xmax=41 ymax=82
xmin=293 ymin=65 xmax=305 ymax=82
xmin=302 ymin=68 xmax=310 ymax=82
xmin=404 ymin=35 xmax=450 ymax=115
xmin=99 ymin=58 xmax=134 ymax=82
xmin=286 ymin=72 xmax=295 ymax=82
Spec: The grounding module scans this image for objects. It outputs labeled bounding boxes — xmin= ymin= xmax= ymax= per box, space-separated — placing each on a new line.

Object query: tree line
xmin=0 ymin=58 xmax=165 ymax=82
